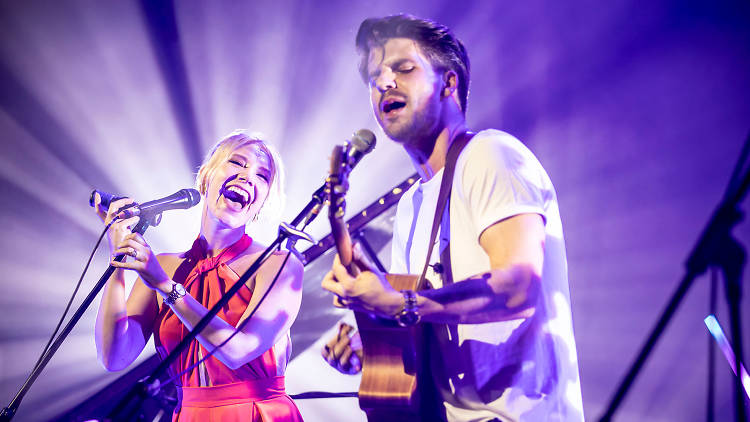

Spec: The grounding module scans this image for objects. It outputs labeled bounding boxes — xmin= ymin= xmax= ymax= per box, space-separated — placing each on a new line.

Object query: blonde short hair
xmin=196 ymin=129 xmax=286 ymax=221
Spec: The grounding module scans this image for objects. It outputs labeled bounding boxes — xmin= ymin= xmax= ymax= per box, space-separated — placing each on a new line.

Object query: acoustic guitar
xmin=326 ymin=144 xmax=440 ymax=421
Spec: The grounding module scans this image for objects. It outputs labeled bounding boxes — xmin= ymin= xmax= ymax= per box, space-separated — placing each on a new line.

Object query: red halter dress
xmin=153 ymin=235 xmax=302 ymax=422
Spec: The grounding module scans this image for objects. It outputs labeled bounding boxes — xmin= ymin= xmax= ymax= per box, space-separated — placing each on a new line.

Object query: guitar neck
xmin=330 ymin=214 xmax=358 ymax=275
xmin=327 ymin=143 xmax=359 ymax=276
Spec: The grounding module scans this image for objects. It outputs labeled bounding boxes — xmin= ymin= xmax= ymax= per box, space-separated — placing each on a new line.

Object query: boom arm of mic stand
xmin=291 ymin=184 xmax=326 ymax=228
xmin=284 ymin=184 xmax=325 ymax=264
xmin=0 ymin=218 xmax=151 ymax=422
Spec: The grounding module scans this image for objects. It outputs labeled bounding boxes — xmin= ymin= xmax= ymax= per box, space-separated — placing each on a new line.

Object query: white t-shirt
xmin=390 ymin=129 xmax=584 ymax=422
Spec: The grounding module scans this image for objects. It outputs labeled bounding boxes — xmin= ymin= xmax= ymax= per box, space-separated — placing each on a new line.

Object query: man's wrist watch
xmin=164 ymin=282 xmax=187 ymax=306
xmin=395 ymin=290 xmax=421 ymax=327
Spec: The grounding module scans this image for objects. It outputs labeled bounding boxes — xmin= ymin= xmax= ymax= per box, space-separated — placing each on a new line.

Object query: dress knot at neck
xmin=186 ymin=235 xmax=252 ymax=277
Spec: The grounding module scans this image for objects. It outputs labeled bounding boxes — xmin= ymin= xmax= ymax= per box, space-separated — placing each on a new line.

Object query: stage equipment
xmin=599 ymin=132 xmax=750 ymax=422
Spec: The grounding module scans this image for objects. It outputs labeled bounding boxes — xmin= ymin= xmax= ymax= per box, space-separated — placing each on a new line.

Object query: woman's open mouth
xmin=221 ymin=185 xmax=252 ymax=209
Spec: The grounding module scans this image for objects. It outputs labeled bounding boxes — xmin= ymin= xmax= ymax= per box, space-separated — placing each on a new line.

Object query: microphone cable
xmin=30 ymin=219 xmax=117 ymax=372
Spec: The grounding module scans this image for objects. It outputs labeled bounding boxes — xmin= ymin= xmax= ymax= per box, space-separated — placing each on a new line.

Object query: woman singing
xmin=93 ymin=130 xmax=304 ymax=421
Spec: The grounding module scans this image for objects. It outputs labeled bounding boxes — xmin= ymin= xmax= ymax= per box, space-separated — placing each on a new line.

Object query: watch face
xmin=175 ymin=283 xmax=187 ymax=295
xmin=398 ymin=311 xmax=420 ymax=327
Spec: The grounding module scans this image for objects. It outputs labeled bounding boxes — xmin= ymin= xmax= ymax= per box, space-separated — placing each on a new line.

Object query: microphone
xmin=89 ymin=188 xmax=201 ymax=217
xmin=345 ymin=129 xmax=376 ymax=169
xmin=289 ymin=129 xmax=376 ymax=229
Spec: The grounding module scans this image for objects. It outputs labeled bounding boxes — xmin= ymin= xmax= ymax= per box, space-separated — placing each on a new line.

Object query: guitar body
xmin=355 ymin=274 xmax=434 ymax=421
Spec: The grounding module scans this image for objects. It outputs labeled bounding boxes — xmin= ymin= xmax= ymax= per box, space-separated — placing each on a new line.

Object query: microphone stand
xmin=599 ymin=133 xmax=750 ymax=422
xmin=104 ymin=185 xmax=323 ymax=421
xmin=0 ymin=217 xmax=154 ymax=422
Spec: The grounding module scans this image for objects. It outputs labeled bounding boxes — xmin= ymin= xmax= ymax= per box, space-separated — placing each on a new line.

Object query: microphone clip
xmin=280 ymin=222 xmax=315 ymax=265
xmin=116 ymin=205 xmax=163 ymax=227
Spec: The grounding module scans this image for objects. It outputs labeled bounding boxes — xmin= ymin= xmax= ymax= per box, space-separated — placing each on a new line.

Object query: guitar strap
xmin=416 ymin=130 xmax=475 ymax=290
xmin=413 ymin=131 xmax=474 ymax=421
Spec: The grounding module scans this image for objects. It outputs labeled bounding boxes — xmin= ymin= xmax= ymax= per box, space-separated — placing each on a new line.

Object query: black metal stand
xmin=353 ymin=232 xmax=387 ymax=273
xmin=0 ymin=218 xmax=153 ymax=422
xmin=599 ymin=133 xmax=750 ymax=422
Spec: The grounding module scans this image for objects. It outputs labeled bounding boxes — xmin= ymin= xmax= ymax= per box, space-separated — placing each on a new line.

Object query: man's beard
xmin=382 ymin=97 xmax=442 ymax=149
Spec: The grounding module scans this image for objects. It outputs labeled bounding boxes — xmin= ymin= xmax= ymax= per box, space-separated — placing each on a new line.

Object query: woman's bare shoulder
xmin=156 ymin=251 xmax=189 ymax=274
xmin=231 ymin=242 xmax=302 ymax=279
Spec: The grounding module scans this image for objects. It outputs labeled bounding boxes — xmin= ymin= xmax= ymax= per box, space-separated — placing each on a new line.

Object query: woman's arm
xmin=95 ymin=271 xmax=158 ymax=371
xmin=93 ymin=196 xmax=158 ymax=371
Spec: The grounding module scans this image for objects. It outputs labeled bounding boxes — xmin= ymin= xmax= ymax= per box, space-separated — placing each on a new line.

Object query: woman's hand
xmin=92 ymin=193 xmax=140 ymax=255
xmin=109 ymin=232 xmax=171 ymax=292
xmin=93 ymin=193 xmax=170 ymax=293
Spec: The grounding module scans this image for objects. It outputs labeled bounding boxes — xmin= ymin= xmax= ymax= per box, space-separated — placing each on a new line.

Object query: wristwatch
xmin=164 ymin=282 xmax=187 ymax=306
xmin=395 ymin=290 xmax=421 ymax=327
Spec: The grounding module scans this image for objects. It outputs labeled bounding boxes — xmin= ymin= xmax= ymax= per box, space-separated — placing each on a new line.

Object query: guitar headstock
xmin=327 ymin=144 xmax=350 ymax=221
xmin=325 ymin=129 xmax=375 ymax=220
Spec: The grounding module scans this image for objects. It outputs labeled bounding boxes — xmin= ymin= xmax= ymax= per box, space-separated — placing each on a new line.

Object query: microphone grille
xmin=351 ymin=129 xmax=376 ymax=154
xmin=184 ymin=188 xmax=202 ymax=206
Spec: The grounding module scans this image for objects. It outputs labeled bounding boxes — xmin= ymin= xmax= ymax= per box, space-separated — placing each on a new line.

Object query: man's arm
xmin=417 ymin=212 xmax=543 ymax=323
xmin=322 ymin=212 xmax=545 ymax=324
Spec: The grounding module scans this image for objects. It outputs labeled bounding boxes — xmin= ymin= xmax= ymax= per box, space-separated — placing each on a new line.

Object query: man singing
xmin=321 ymin=14 xmax=584 ymax=422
